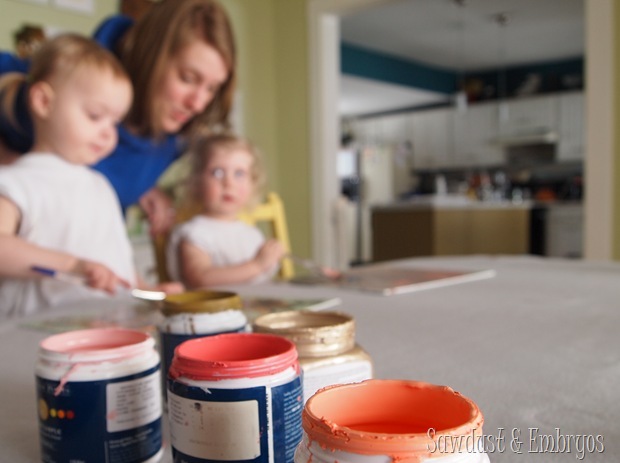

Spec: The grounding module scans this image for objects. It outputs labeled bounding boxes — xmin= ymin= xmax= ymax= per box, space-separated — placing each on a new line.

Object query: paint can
xmin=36 ymin=328 xmax=163 ymax=463
xmin=159 ymin=290 xmax=247 ymax=393
xmin=295 ymin=379 xmax=490 ymax=463
xmin=167 ymin=332 xmax=304 ymax=463
xmin=252 ymin=310 xmax=373 ymax=401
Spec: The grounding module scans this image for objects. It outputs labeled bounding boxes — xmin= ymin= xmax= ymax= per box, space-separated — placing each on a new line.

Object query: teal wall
xmin=342 ymin=42 xmax=584 ymax=102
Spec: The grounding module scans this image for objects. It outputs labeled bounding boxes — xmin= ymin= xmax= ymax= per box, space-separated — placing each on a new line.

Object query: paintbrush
xmin=31 ymin=266 xmax=167 ymax=301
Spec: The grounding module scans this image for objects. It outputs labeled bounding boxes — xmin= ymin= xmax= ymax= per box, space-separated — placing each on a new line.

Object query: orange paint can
xmin=295 ymin=379 xmax=490 ymax=463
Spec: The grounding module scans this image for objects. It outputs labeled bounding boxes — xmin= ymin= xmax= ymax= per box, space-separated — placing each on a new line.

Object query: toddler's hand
xmin=255 ymin=239 xmax=286 ymax=272
xmin=74 ymin=260 xmax=130 ymax=294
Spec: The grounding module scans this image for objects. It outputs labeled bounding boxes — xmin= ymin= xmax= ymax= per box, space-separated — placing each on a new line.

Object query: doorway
xmin=309 ymin=0 xmax=610 ymax=264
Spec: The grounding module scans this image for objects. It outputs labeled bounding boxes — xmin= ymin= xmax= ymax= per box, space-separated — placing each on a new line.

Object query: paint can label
xmin=36 ymin=365 xmax=162 ymax=463
xmin=168 ymin=375 xmax=303 ymax=463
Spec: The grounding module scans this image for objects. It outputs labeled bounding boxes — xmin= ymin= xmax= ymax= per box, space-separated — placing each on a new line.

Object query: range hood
xmin=489 ymin=129 xmax=559 ymax=147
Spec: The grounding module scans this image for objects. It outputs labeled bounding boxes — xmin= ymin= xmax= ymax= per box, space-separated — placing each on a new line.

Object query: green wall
xmin=0 ymin=0 xmax=117 ymax=50
xmin=614 ymin=0 xmax=620 ymax=259
xmin=222 ymin=0 xmax=311 ymax=257
xmin=2 ymin=0 xmax=313 ymax=257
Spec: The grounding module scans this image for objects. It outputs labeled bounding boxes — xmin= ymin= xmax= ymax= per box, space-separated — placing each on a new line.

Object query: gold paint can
xmin=159 ymin=290 xmax=247 ymax=401
xmin=162 ymin=290 xmax=242 ymax=316
xmin=253 ymin=310 xmax=373 ymax=401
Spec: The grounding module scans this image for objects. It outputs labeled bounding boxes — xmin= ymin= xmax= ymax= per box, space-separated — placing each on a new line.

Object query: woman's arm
xmin=138 ymin=186 xmax=176 ymax=235
xmin=178 ymin=238 xmax=284 ymax=289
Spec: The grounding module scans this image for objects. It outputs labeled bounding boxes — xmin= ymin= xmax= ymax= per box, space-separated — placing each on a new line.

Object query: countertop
xmin=372 ymin=195 xmax=582 ymax=211
xmin=372 ymin=195 xmax=533 ymax=210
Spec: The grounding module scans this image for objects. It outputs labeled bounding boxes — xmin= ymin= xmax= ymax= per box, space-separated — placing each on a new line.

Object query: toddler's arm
xmin=178 ymin=238 xmax=285 ymax=288
xmin=0 ymin=196 xmax=129 ymax=294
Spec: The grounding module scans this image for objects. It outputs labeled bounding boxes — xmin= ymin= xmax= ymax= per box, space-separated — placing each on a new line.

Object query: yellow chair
xmin=152 ymin=192 xmax=294 ymax=283
xmin=238 ymin=192 xmax=294 ymax=280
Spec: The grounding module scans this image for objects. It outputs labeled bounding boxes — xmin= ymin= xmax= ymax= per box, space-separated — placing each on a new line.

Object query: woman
xmin=0 ymin=0 xmax=237 ymax=234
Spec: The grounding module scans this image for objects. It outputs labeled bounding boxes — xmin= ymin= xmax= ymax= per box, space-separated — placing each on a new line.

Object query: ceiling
xmin=338 ymin=0 xmax=584 ymax=116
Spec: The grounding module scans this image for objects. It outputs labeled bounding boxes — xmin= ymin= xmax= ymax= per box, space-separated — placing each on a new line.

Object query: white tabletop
xmin=1 ymin=255 xmax=617 ymax=462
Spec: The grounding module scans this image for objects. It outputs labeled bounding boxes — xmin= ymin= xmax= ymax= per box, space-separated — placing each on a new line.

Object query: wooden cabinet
xmin=372 ymin=206 xmax=530 ymax=262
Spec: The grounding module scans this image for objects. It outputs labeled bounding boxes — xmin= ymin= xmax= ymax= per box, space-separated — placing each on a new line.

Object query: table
xmin=2 ymin=255 xmax=618 ymax=462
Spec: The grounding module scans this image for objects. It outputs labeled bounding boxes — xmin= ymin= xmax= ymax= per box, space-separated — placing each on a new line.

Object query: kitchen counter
xmin=373 ymin=195 xmax=533 ymax=210
xmin=372 ymin=197 xmax=532 ymax=261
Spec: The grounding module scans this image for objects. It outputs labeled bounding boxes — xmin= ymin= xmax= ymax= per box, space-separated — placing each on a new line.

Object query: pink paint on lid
xmin=40 ymin=328 xmax=153 ymax=362
xmin=303 ymin=379 xmax=485 ymax=462
xmin=169 ymin=333 xmax=299 ymax=380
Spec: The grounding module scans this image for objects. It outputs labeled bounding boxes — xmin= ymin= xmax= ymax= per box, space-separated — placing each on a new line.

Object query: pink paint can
xmin=295 ymin=379 xmax=490 ymax=463
xmin=36 ymin=328 xmax=163 ymax=463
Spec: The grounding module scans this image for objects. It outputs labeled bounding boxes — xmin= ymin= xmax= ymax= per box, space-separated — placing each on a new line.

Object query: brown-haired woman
xmin=0 ymin=0 xmax=237 ymax=234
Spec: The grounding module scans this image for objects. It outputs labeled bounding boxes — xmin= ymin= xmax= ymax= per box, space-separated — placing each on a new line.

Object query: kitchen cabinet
xmin=350 ymin=118 xmax=380 ymax=146
xmin=347 ymin=91 xmax=584 ymax=169
xmin=376 ymin=112 xmax=412 ymax=144
xmin=371 ymin=204 xmax=530 ymax=261
xmin=350 ymin=113 xmax=412 ymax=146
xmin=557 ymin=91 xmax=584 ymax=162
xmin=411 ymin=108 xmax=454 ymax=169
xmin=452 ymin=102 xmax=504 ymax=167
xmin=545 ymin=203 xmax=583 ymax=257
xmin=498 ymin=94 xmax=558 ymax=137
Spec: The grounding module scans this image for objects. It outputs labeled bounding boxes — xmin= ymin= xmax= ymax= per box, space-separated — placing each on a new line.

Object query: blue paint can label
xmin=37 ymin=365 xmax=162 ymax=463
xmin=168 ymin=374 xmax=303 ymax=463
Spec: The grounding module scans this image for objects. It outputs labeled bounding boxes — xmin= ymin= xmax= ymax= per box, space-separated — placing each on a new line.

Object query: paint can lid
xmin=39 ymin=328 xmax=154 ymax=363
xmin=162 ymin=290 xmax=242 ymax=316
xmin=252 ymin=310 xmax=355 ymax=357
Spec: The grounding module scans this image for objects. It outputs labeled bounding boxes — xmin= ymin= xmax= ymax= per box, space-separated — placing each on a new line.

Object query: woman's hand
xmin=139 ymin=187 xmax=176 ymax=235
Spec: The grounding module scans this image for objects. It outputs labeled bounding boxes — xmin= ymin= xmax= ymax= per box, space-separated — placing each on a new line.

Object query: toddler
xmin=0 ymin=34 xmax=180 ymax=318
xmin=167 ymin=134 xmax=285 ymax=288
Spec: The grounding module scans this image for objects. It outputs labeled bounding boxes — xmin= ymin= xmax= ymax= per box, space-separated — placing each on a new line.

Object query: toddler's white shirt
xmin=0 ymin=153 xmax=136 ymax=318
xmin=166 ymin=215 xmax=278 ymax=284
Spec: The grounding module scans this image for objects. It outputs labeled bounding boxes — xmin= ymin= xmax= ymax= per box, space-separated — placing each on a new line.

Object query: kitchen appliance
xmin=530 ymin=202 xmax=583 ymax=258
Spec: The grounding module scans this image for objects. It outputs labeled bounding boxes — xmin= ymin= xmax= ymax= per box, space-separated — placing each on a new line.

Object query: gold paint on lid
xmin=162 ymin=290 xmax=242 ymax=316
xmin=252 ymin=310 xmax=355 ymax=357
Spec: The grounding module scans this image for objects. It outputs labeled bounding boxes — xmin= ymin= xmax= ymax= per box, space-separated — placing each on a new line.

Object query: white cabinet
xmin=557 ymin=92 xmax=584 ymax=162
xmin=350 ymin=113 xmax=412 ymax=146
xmin=347 ymin=91 xmax=584 ymax=169
xmin=411 ymin=108 xmax=454 ymax=169
xmin=350 ymin=118 xmax=380 ymax=146
xmin=376 ymin=112 xmax=412 ymax=144
xmin=498 ymin=94 xmax=558 ymax=137
xmin=453 ymin=103 xmax=503 ymax=167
